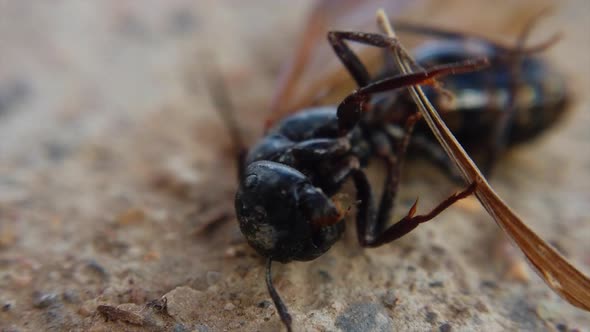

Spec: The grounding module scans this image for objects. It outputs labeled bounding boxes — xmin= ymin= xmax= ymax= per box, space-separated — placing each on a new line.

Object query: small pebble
xmin=257 ymin=300 xmax=271 ymax=309
xmin=84 ymin=260 xmax=109 ymax=279
xmin=382 ymin=290 xmax=398 ymax=309
xmin=426 ymin=311 xmax=438 ymax=324
xmin=224 ymin=302 xmax=236 ymax=311
xmin=480 ymin=280 xmax=497 ymax=289
xmin=429 ymin=281 xmax=444 ymax=288
xmin=32 ymin=292 xmax=59 ymax=308
xmin=2 ymin=300 xmax=14 ymax=312
xmin=555 ymin=323 xmax=567 ymax=332
xmin=97 ymin=304 xmax=144 ymax=326
xmin=146 ymin=297 xmax=168 ymax=312
xmin=474 ymin=301 xmax=489 ymax=313
xmin=439 ymin=323 xmax=452 ymax=332
xmin=318 ymin=269 xmax=332 ymax=282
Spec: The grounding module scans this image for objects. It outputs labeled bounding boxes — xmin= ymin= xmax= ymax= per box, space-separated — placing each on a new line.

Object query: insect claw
xmin=408 ymin=198 xmax=419 ymax=218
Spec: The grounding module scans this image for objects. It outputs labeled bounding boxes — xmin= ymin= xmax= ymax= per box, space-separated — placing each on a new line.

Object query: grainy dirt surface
xmin=1 ymin=1 xmax=589 ymax=331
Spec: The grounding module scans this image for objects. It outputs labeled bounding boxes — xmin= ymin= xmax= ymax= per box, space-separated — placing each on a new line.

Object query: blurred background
xmin=0 ymin=0 xmax=589 ymax=331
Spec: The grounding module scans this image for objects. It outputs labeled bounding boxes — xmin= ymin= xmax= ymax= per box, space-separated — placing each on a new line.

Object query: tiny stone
xmin=555 ymin=323 xmax=567 ymax=332
xmin=162 ymin=286 xmax=203 ymax=323
xmin=146 ymin=297 xmax=168 ymax=312
xmin=480 ymin=280 xmax=497 ymax=289
xmin=224 ymin=302 xmax=236 ymax=311
xmin=429 ymin=281 xmax=444 ymax=288
xmin=382 ymin=290 xmax=398 ymax=308
xmin=87 ymin=260 xmax=108 ymax=274
xmin=97 ymin=304 xmax=144 ymax=326
xmin=426 ymin=311 xmax=438 ymax=324
xmin=32 ymin=292 xmax=59 ymax=308
xmin=257 ymin=300 xmax=271 ymax=308
xmin=2 ymin=300 xmax=14 ymax=312
xmin=206 ymin=271 xmax=221 ymax=286
xmin=474 ymin=301 xmax=489 ymax=313
xmin=335 ymin=302 xmax=393 ymax=332
xmin=318 ymin=269 xmax=332 ymax=282
xmin=439 ymin=323 xmax=452 ymax=332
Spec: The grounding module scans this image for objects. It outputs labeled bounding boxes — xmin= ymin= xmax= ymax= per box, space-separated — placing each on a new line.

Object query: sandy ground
xmin=1 ymin=1 xmax=589 ymax=331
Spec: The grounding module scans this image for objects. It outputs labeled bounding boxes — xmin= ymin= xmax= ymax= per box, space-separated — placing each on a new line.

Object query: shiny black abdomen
xmin=408 ymin=40 xmax=568 ymax=148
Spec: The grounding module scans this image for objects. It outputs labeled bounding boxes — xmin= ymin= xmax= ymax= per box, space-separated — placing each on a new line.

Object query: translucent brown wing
xmin=266 ymin=0 xmax=419 ymax=128
xmin=265 ymin=0 xmax=555 ymax=128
